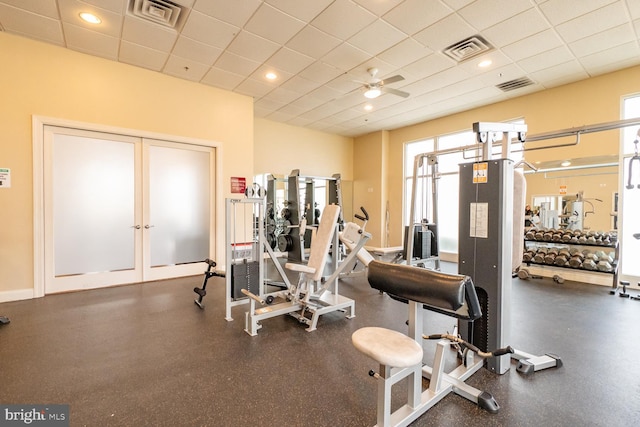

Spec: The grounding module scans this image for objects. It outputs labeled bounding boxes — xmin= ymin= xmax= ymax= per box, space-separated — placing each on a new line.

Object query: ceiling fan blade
xmin=382 ymin=87 xmax=410 ymax=98
xmin=380 ymin=75 xmax=404 ymax=85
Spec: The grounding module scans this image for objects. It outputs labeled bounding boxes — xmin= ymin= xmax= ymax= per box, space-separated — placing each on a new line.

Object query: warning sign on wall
xmin=0 ymin=168 xmax=11 ymax=188
xmin=559 ymin=185 xmax=567 ymax=195
xmin=472 ymin=163 xmax=488 ymax=184
xmin=231 ymin=177 xmax=246 ymax=194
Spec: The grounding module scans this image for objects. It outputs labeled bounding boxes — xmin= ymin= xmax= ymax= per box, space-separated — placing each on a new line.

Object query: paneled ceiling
xmin=1 ymin=0 xmax=639 ymax=137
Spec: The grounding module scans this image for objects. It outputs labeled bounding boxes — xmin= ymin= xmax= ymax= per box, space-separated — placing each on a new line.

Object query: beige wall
xmin=364 ymin=65 xmax=640 ymax=247
xmin=0 ymin=33 xmax=253 ymax=298
xmin=254 ymin=118 xmax=353 ymax=180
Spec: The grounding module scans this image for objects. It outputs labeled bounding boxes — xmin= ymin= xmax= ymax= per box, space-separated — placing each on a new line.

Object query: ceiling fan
xmin=358 ymin=68 xmax=410 ymax=99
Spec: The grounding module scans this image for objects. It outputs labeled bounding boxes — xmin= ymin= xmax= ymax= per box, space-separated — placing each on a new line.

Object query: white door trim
xmin=33 ymin=115 xmax=224 ymax=298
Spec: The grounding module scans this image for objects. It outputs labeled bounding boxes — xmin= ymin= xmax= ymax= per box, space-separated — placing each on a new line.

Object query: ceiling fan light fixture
xmin=364 ymin=88 xmax=381 ymax=99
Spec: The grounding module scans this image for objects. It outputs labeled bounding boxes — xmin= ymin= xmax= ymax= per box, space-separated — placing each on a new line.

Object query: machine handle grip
xmin=204 ymin=258 xmax=217 ymax=268
xmin=354 ymin=214 xmax=366 ymax=221
xmin=360 ymin=206 xmax=369 ymax=220
xmin=491 ymin=346 xmax=515 ymax=357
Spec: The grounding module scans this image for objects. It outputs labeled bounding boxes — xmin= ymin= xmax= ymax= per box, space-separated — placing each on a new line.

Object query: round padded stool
xmin=352 ymin=327 xmax=423 ymax=368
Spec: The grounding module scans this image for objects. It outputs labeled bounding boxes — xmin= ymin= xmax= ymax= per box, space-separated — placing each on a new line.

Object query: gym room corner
xmin=1 ymin=1 xmax=640 ymax=426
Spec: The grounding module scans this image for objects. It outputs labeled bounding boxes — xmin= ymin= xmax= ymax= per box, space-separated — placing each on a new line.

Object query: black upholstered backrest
xmin=367 ymin=261 xmax=482 ymax=321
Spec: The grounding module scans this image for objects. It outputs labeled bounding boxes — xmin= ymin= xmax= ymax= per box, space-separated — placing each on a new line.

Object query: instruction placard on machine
xmin=469 ymin=202 xmax=489 ymax=238
xmin=472 ymin=163 xmax=488 ymax=183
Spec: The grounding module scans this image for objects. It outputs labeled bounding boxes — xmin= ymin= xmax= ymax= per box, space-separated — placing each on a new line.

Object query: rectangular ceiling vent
xmin=496 ymin=77 xmax=535 ymax=92
xmin=128 ymin=0 xmax=187 ymax=30
xmin=443 ymin=35 xmax=493 ymax=63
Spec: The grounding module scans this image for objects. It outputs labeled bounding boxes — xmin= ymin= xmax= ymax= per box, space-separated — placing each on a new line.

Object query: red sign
xmin=231 ymin=177 xmax=246 ymax=194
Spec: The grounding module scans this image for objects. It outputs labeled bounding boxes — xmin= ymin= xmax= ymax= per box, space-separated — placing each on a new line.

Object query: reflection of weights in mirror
xmin=244 ymin=182 xmax=266 ymax=198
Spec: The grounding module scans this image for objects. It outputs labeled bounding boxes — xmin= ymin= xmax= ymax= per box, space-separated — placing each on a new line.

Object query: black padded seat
xmin=367 ymin=261 xmax=482 ymax=321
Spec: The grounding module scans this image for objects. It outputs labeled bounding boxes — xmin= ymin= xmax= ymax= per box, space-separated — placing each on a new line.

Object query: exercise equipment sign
xmin=472 ymin=162 xmax=488 ymax=183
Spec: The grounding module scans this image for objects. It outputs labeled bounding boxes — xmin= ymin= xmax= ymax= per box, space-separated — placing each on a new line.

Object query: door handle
xmin=131 ymin=225 xmax=141 ymax=229
xmin=144 ymin=225 xmax=155 ymax=229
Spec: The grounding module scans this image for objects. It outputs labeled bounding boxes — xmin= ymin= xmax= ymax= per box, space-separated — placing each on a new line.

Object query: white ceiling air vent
xmin=128 ymin=0 xmax=186 ymax=30
xmin=443 ymin=35 xmax=493 ymax=63
xmin=496 ymin=77 xmax=535 ymax=92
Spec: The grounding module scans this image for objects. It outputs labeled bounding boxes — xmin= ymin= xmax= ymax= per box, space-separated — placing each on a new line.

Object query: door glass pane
xmin=53 ymin=134 xmax=135 ymax=276
xmin=149 ymin=145 xmax=210 ymax=266
xmin=437 ymin=174 xmax=459 ymax=253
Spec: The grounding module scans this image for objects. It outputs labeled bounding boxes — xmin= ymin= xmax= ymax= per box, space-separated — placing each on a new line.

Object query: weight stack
xmin=403 ymin=225 xmax=432 ymax=259
xmin=231 ymin=260 xmax=260 ymax=300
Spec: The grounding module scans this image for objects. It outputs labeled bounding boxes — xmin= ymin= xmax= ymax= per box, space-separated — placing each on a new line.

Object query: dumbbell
xmin=517 ymin=268 xmax=542 ymax=280
xmin=553 ymin=275 xmax=565 ymax=284
xmin=554 ymin=250 xmax=570 ymax=267
xmin=618 ymin=281 xmax=630 ymax=298
xmin=525 ymin=230 xmax=535 ymax=240
xmin=522 ymin=250 xmax=536 ymax=263
xmin=533 ymin=249 xmax=547 ymax=264
xmin=597 ymin=260 xmax=613 ymax=272
xmin=534 ymin=231 xmax=545 ymax=241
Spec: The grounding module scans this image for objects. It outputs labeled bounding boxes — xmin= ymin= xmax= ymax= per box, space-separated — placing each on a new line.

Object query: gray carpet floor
xmin=1 ymin=263 xmax=639 ymax=426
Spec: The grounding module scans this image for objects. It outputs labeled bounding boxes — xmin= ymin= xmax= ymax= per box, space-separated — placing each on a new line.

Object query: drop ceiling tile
xmin=201 ymin=66 xmax=245 ymax=90
xmin=324 ymin=73 xmax=362 ymax=94
xmin=279 ymin=75 xmax=323 ymax=94
xmin=530 ymin=60 xmax=588 ymax=86
xmin=181 ymin=10 xmax=238 ymax=49
xmin=297 ymin=61 xmax=344 ymax=84
xmin=383 ymin=0 xmax=452 ymax=36
xmin=0 ymin=0 xmax=58 ymax=18
xmin=376 ymin=37 xmax=431 ymax=68
xmin=479 ymin=63 xmax=529 ymax=87
xmin=82 ymin=0 xmax=127 ymax=14
xmin=122 ymin=15 xmax=177 ymax=52
xmin=287 ymin=116 xmax=315 ymax=127
xmin=307 ymin=85 xmax=344 ymax=102
xmin=264 ymin=86 xmax=303 ymax=104
xmin=321 ymin=42 xmax=370 ymax=72
xmin=266 ymin=110 xmax=298 ymax=122
xmin=311 ymin=0 xmax=377 ymax=40
xmin=516 ymin=45 xmax=574 ymax=73
xmin=482 ymin=8 xmax=549 ymax=48
xmin=501 ymin=29 xmax=563 ymax=62
xmin=402 ymin=53 xmax=455 ymax=80
xmin=63 ymin=22 xmax=119 ymax=60
xmin=555 ymin=1 xmax=628 ymax=44
xmin=173 ymin=36 xmax=223 ymax=65
xmin=457 ymin=50 xmax=514 ymax=74
xmin=193 ymin=0 xmax=261 ymax=27
xmin=348 ymin=18 xmax=407 ymax=56
xmin=412 ymin=13 xmax=477 ymax=52
xmin=213 ymin=51 xmax=261 ymax=76
xmin=266 ymin=47 xmax=315 ymax=75
xmin=285 ymin=25 xmax=341 ymax=58
xmin=275 ymin=102 xmax=308 ymax=117
xmin=569 ymin=23 xmax=636 ymax=58
xmin=58 ymin=0 xmax=123 ymax=38
xmin=352 ymin=0 xmax=404 ymax=16
xmin=163 ymin=55 xmax=209 ymax=81
xmin=286 ymin=95 xmax=325 ymax=111
xmin=244 ymin=3 xmax=305 ymax=45
xmin=352 ymin=57 xmax=398 ymax=80
xmin=255 ymin=97 xmax=289 ymax=111
xmin=457 ymin=0 xmax=533 ymax=31
xmin=578 ymin=41 xmax=640 ymax=74
xmin=264 ymin=0 xmax=333 ymax=21
xmin=235 ymin=77 xmax=276 ymax=99
xmin=119 ymin=40 xmax=168 ymax=71
xmin=538 ymin=0 xmax=618 ymax=25
xmin=630 ymin=1 xmax=640 ymax=19
xmin=0 ymin=3 xmax=63 ymax=44
xmin=441 ymin=0 xmax=475 ymax=9
xmin=226 ymin=30 xmax=281 ymax=64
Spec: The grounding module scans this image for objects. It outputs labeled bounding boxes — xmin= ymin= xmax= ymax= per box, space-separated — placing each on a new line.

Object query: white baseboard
xmin=0 ymin=288 xmax=35 ymax=303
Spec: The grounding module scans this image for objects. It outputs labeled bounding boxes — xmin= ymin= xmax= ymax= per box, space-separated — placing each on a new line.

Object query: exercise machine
xmin=193 ymin=258 xmax=225 ymax=309
xmin=352 ymin=261 xmax=513 ymax=427
xmin=242 ymin=204 xmax=371 ymax=335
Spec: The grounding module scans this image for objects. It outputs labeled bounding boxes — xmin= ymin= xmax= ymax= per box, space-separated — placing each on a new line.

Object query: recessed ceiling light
xmin=561 ymin=160 xmax=571 ymax=167
xmin=265 ymin=72 xmax=277 ymax=80
xmin=364 ymin=104 xmax=373 ymax=111
xmin=79 ymin=12 xmax=101 ymax=24
xmin=478 ymin=59 xmax=492 ymax=68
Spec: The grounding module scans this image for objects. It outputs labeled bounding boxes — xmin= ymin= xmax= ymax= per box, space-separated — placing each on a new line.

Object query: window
xmin=620 ymin=94 xmax=640 ymax=279
xmin=403 ymin=120 xmax=525 ymax=257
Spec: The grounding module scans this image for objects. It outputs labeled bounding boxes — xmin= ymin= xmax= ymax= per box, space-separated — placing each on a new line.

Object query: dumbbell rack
xmin=522 ymin=237 xmax=618 ymax=288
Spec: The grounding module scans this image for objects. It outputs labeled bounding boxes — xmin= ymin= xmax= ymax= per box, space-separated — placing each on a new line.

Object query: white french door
xmin=43 ymin=126 xmax=214 ymax=293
